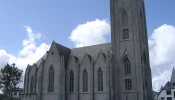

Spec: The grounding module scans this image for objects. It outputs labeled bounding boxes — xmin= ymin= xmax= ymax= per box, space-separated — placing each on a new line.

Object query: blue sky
xmin=0 ymin=0 xmax=175 ymax=91
xmin=0 ymin=0 xmax=174 ymax=55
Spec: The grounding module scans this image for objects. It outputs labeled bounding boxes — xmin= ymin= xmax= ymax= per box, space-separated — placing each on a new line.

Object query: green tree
xmin=0 ymin=63 xmax=23 ymax=99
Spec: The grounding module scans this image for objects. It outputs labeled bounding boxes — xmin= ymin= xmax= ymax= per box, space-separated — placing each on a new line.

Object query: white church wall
xmin=42 ymin=43 xmax=62 ymax=100
xmin=36 ymin=64 xmax=41 ymax=93
xmin=28 ymin=65 xmax=37 ymax=94
xmin=66 ymin=55 xmax=79 ymax=100
xmin=94 ymin=52 xmax=109 ymax=100
xmin=79 ymin=54 xmax=93 ymax=100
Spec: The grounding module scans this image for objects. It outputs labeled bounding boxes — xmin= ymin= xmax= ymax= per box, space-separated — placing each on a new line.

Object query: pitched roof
xmin=71 ymin=43 xmax=111 ymax=62
xmin=33 ymin=42 xmax=111 ymax=68
xmin=34 ymin=53 xmax=48 ymax=67
xmin=55 ymin=42 xmax=70 ymax=65
xmin=170 ymin=68 xmax=175 ymax=83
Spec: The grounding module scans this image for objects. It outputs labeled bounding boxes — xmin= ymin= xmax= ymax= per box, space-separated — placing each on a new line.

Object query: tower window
xmin=70 ymin=71 xmax=74 ymax=92
xmin=98 ymin=68 xmax=103 ymax=91
xmin=122 ymin=11 xmax=128 ymax=27
xmin=123 ymin=28 xmax=129 ymax=39
xmin=48 ymin=65 xmax=54 ymax=92
xmin=83 ymin=69 xmax=88 ymax=92
xmin=122 ymin=10 xmax=129 ymax=40
xmin=125 ymin=79 xmax=132 ymax=90
xmin=124 ymin=58 xmax=131 ymax=75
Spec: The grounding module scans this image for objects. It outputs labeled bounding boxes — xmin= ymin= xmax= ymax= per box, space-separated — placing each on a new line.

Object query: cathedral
xmin=21 ymin=0 xmax=153 ymax=100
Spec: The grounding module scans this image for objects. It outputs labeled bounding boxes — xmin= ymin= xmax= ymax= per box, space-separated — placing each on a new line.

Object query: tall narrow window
xmin=70 ymin=71 xmax=74 ymax=92
xmin=30 ymin=76 xmax=34 ymax=93
xmin=48 ymin=65 xmax=54 ymax=92
xmin=122 ymin=11 xmax=128 ymax=27
xmin=124 ymin=58 xmax=131 ymax=75
xmin=98 ymin=68 xmax=103 ymax=91
xmin=125 ymin=79 xmax=132 ymax=90
xmin=83 ymin=69 xmax=88 ymax=92
xmin=122 ymin=11 xmax=129 ymax=39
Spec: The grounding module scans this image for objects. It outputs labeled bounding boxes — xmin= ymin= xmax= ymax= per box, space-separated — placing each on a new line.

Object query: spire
xmin=170 ymin=68 xmax=175 ymax=83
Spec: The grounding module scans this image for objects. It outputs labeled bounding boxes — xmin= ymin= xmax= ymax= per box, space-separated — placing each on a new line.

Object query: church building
xmin=21 ymin=0 xmax=153 ymax=100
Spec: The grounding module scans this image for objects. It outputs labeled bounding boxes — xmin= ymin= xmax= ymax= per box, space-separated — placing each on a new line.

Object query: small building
xmin=12 ymin=88 xmax=23 ymax=100
xmin=158 ymin=68 xmax=175 ymax=100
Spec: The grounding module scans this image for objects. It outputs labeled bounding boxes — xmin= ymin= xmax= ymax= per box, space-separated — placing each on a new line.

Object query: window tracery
xmin=122 ymin=11 xmax=129 ymax=40
xmin=70 ymin=70 xmax=74 ymax=92
xmin=98 ymin=68 xmax=103 ymax=91
xmin=124 ymin=58 xmax=131 ymax=75
xmin=48 ymin=65 xmax=54 ymax=92
xmin=83 ymin=69 xmax=88 ymax=92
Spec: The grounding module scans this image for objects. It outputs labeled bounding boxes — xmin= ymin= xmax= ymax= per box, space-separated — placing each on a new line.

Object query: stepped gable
xmin=71 ymin=42 xmax=111 ymax=62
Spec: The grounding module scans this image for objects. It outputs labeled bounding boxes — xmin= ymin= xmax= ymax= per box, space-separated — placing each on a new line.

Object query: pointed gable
xmin=170 ymin=68 xmax=175 ymax=83
xmin=55 ymin=42 xmax=70 ymax=65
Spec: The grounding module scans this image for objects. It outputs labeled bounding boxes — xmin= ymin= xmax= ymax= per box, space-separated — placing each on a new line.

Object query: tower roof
xmin=170 ymin=68 xmax=175 ymax=83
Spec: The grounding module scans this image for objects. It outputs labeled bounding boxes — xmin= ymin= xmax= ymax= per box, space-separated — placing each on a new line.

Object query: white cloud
xmin=149 ymin=24 xmax=175 ymax=91
xmin=0 ymin=26 xmax=50 ymax=89
xmin=69 ymin=19 xmax=110 ymax=47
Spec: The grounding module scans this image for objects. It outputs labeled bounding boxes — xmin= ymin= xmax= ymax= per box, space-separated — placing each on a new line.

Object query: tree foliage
xmin=0 ymin=63 xmax=23 ymax=96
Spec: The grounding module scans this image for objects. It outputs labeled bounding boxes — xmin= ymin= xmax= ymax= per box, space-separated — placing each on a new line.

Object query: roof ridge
xmin=71 ymin=42 xmax=111 ymax=49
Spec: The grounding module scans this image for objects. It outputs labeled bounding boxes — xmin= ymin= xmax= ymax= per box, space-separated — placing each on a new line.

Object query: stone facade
xmin=21 ymin=0 xmax=153 ymax=100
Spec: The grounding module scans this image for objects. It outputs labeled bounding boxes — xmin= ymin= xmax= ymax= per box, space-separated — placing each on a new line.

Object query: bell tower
xmin=110 ymin=0 xmax=153 ymax=100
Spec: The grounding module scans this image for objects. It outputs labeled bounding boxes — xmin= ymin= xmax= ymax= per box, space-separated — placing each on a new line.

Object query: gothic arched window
xmin=48 ymin=65 xmax=54 ymax=92
xmin=122 ymin=11 xmax=128 ymax=27
xmin=124 ymin=58 xmax=131 ymax=75
xmin=83 ymin=69 xmax=88 ymax=92
xmin=30 ymin=76 xmax=34 ymax=93
xmin=70 ymin=70 xmax=74 ymax=92
xmin=98 ymin=68 xmax=103 ymax=91
xmin=122 ymin=11 xmax=129 ymax=40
